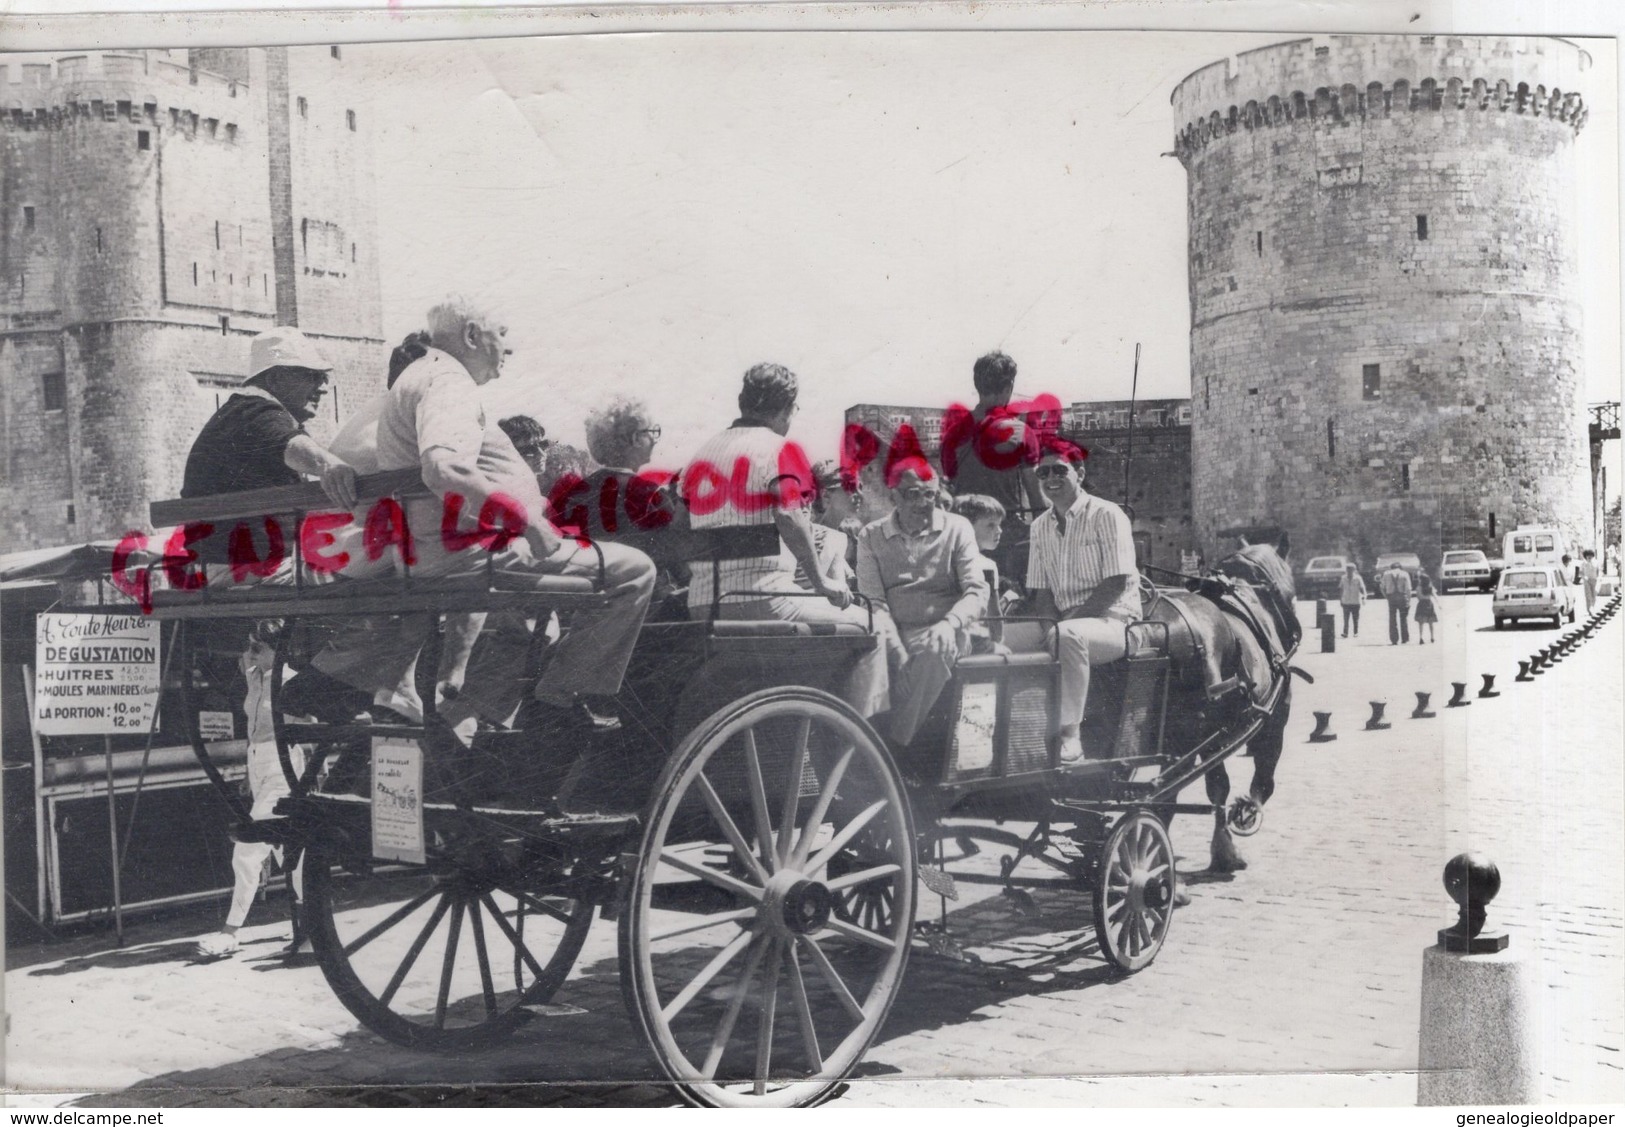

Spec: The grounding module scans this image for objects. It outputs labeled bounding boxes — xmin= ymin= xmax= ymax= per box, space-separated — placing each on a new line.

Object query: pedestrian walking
xmin=1414 ymin=573 xmax=1438 ymax=644
xmin=1379 ymin=560 xmax=1412 ymax=644
xmin=1579 ymin=549 xmax=1600 ymax=614
xmin=1338 ymin=562 xmax=1366 ymax=637
xmin=196 ymin=622 xmax=305 ymax=958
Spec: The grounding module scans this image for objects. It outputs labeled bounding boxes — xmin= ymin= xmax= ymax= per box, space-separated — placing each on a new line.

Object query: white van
xmin=1502 ymin=526 xmax=1567 ymax=570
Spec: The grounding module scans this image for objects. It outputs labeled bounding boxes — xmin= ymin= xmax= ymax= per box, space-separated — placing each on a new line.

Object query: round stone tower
xmin=1171 ymin=36 xmax=1594 ymax=570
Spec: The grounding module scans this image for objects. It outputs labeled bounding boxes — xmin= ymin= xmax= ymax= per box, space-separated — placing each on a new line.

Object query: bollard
xmin=1477 ymin=674 xmax=1499 ymax=699
xmin=1446 ymin=682 xmax=1471 ymax=708
xmin=1417 ymin=854 xmax=1538 ymax=1105
xmin=1315 ymin=597 xmax=1328 ymax=622
xmin=1320 ymin=614 xmax=1336 ymax=654
xmin=1411 ymin=692 xmax=1435 ymax=719
xmin=1515 ymin=660 xmax=1533 ymax=683
xmin=1365 ymin=701 xmax=1391 ymax=730
xmin=1308 ymin=711 xmax=1337 ymax=743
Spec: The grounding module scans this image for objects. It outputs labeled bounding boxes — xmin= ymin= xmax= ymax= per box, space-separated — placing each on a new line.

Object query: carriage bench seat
xmin=143 ymin=468 xmax=616 ymax=619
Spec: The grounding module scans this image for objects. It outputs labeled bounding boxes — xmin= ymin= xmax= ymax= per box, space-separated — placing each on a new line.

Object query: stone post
xmin=1418 ymin=853 xmax=1540 ymax=1104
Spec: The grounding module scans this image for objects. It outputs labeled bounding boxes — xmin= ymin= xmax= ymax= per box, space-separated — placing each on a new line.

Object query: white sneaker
xmin=197 ymin=931 xmax=239 ymax=958
xmin=1057 ymin=733 xmax=1086 ymax=765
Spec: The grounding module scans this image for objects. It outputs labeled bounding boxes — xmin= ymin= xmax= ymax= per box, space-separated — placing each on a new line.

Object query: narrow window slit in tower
xmin=1362 ymin=363 xmax=1381 ymax=401
xmin=1327 ymin=418 xmax=1336 ymax=458
xmin=1204 ymin=376 xmax=1210 ymax=409
xmin=95 ymin=227 xmax=102 ymax=254
xmin=192 ymin=262 xmax=198 ymax=285
xmin=22 ymin=206 xmax=35 ymax=231
xmin=346 ymin=109 xmax=356 ymax=132
xmin=219 ymin=315 xmax=230 ymax=335
xmin=1255 ymin=231 xmax=1263 ymax=256
xmin=214 ymin=221 xmax=221 ymax=249
xmin=1489 ymin=512 xmax=1497 ymax=538
xmin=42 ymin=372 xmax=65 ymax=412
xmin=1401 ymin=463 xmax=1411 ymax=492
xmin=297 ymin=96 xmax=308 ymax=119
xmin=1416 ymin=215 xmax=1429 ymax=240
xmin=137 ymin=130 xmax=150 ymax=151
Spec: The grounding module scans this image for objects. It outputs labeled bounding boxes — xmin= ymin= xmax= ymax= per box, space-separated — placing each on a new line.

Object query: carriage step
xmin=919 ymin=865 xmax=959 ymax=901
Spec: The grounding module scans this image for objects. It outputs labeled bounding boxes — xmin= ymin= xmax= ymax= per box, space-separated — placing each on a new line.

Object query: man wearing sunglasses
xmin=1018 ymin=441 xmax=1140 ymax=764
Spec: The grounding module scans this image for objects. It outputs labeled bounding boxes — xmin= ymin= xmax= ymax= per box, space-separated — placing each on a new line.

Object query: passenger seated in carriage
xmin=573 ymin=396 xmax=692 ymax=616
xmin=854 ymin=460 xmax=989 ymax=746
xmin=952 ymin=492 xmax=1023 ymax=649
xmin=794 ymin=460 xmax=860 ymax=593
xmin=1005 ymin=440 xmax=1140 ymax=764
xmin=682 ymin=363 xmax=888 ymax=718
xmin=289 ymin=296 xmax=657 ymax=743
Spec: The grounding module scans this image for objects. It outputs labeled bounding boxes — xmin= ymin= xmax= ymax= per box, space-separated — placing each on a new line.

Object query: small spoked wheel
xmin=303 ymin=829 xmax=595 ymax=1050
xmin=620 ymin=688 xmax=916 ymax=1108
xmin=1226 ymin=795 xmax=1263 ymax=837
xmin=1092 ymin=811 xmax=1175 ymax=973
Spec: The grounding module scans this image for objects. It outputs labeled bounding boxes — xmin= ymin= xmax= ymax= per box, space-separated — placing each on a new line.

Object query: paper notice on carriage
xmin=371 ymin=736 xmax=426 ymax=865
xmin=33 ymin=613 xmax=161 ymax=736
xmin=952 ymin=681 xmax=999 ymax=775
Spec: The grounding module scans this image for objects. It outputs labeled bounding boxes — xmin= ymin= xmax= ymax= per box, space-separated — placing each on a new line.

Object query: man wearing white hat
xmin=182 ymin=326 xmax=358 ymax=509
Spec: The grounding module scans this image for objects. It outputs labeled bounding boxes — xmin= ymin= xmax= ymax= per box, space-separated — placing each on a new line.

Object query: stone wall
xmin=1172 ymin=35 xmax=1595 ymax=571
xmin=0 ymin=47 xmax=384 ymax=550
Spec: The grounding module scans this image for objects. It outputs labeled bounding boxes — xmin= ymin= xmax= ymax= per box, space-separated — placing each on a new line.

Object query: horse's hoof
xmin=1210 ymin=829 xmax=1249 ymax=873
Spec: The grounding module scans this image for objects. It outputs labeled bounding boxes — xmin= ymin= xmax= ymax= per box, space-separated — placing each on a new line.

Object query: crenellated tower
xmin=0 ymin=46 xmax=382 ymax=550
xmin=1172 ymin=35 xmax=1594 ymax=568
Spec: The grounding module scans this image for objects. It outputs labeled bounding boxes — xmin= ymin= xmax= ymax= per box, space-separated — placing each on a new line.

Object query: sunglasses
xmin=636 ymin=427 xmax=662 ymax=442
xmin=1034 ymin=463 xmax=1074 ymax=479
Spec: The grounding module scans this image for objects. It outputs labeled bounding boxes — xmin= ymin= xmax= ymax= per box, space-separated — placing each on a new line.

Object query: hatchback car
xmin=1493 ymin=565 xmax=1576 ymax=628
xmin=1298 ymin=555 xmax=1352 ymax=600
xmin=1439 ymin=549 xmax=1494 ymax=593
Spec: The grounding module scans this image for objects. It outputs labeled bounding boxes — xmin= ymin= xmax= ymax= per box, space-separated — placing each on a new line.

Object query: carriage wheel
xmin=303 ymin=831 xmax=595 ymax=1050
xmin=1092 ymin=811 xmax=1175 ymax=973
xmin=620 ymin=688 xmax=916 ymax=1108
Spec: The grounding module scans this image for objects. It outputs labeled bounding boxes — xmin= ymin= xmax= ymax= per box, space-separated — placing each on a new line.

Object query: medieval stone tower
xmin=1172 ymin=36 xmax=1594 ymax=569
xmin=1 ymin=46 xmax=382 ymax=550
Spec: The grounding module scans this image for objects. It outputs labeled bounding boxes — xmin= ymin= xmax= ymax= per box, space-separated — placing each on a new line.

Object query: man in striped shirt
xmin=682 ymin=364 xmax=888 ymax=717
xmin=1019 ymin=441 xmax=1140 ymax=763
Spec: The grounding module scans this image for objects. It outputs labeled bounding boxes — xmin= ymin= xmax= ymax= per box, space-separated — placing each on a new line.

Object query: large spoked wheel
xmin=620 ymin=687 xmax=916 ymax=1108
xmin=303 ymin=829 xmax=596 ymax=1050
xmin=1092 ymin=811 xmax=1175 ymax=974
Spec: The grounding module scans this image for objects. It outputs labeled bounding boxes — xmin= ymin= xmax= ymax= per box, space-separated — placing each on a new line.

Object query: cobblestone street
xmin=5 ymin=592 xmax=1622 ymax=1108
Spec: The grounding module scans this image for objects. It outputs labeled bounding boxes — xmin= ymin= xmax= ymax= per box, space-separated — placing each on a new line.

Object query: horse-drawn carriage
xmin=65 ymin=471 xmax=1299 ymax=1107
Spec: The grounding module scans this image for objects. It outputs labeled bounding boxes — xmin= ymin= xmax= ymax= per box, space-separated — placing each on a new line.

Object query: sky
xmin=350 ymin=30 xmax=1621 ymax=471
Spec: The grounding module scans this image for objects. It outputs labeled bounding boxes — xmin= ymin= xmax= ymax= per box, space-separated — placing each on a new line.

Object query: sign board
xmin=197 ymin=711 xmax=236 ymax=742
xmin=33 ymin=614 xmax=162 ymax=736
xmin=371 ymin=736 xmax=425 ymax=864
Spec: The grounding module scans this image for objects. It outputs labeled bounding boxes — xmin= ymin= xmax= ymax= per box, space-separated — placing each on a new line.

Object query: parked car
xmin=1493 ymin=565 xmax=1576 ymax=628
xmin=1438 ymin=549 xmax=1494 ymax=593
xmin=1298 ymin=555 xmax=1353 ymax=600
xmin=1370 ymin=551 xmax=1423 ymax=596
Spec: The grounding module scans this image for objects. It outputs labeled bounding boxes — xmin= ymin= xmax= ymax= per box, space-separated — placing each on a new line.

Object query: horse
xmin=1145 ymin=534 xmax=1301 ymax=873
